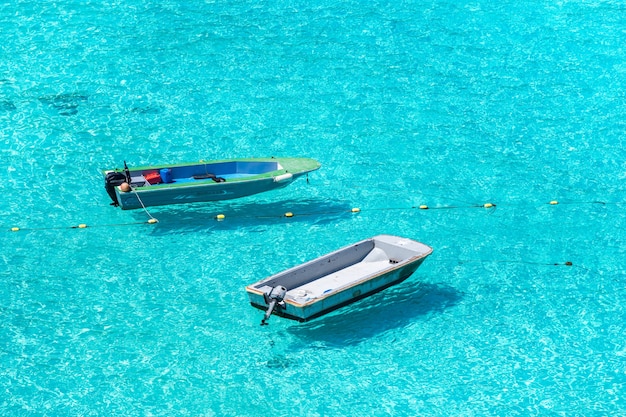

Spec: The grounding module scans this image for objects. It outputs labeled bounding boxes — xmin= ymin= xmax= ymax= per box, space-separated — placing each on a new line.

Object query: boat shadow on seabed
xmin=138 ymin=198 xmax=353 ymax=235
xmin=286 ymin=281 xmax=463 ymax=347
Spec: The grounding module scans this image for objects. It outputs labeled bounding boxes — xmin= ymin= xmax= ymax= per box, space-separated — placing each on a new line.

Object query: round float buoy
xmin=351 ymin=208 xmax=360 ymax=213
xmin=419 ymin=205 xmax=428 ymax=210
xmin=120 ymin=182 xmax=131 ymax=192
xmin=284 ymin=212 xmax=294 ymax=218
xmin=11 ymin=227 xmax=20 ymax=232
xmin=78 ymin=224 xmax=87 ymax=229
xmin=148 ymin=218 xmax=158 ymax=224
xmin=216 ymin=214 xmax=225 ymax=221
xmin=550 ymin=200 xmax=558 ymax=205
xmin=483 ymin=203 xmax=494 ymax=208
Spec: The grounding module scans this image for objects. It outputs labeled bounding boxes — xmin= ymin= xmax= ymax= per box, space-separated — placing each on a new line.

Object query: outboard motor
xmin=261 ymin=286 xmax=287 ymax=326
xmin=123 ymin=161 xmax=132 ymax=183
xmin=104 ymin=171 xmax=127 ymax=206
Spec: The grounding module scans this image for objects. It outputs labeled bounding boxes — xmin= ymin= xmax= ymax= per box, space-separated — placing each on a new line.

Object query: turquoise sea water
xmin=2 ymin=1 xmax=625 ymax=415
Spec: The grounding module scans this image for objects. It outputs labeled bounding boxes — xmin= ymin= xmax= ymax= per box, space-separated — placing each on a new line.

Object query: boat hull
xmin=246 ymin=235 xmax=433 ymax=323
xmin=103 ymin=157 xmax=320 ymax=210
xmin=115 ymin=175 xmax=295 ymax=210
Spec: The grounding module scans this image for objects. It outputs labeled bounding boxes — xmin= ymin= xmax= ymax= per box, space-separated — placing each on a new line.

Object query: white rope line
xmin=130 ymin=186 xmax=158 ymax=222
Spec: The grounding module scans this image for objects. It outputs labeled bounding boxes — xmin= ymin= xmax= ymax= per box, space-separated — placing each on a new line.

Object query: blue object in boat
xmin=160 ymin=168 xmax=172 ymax=183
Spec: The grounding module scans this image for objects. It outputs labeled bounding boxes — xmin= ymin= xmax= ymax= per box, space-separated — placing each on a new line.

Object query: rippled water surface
xmin=2 ymin=1 xmax=625 ymax=415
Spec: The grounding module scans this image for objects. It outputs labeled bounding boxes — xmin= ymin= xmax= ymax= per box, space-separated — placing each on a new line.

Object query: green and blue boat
xmin=103 ymin=157 xmax=321 ymax=210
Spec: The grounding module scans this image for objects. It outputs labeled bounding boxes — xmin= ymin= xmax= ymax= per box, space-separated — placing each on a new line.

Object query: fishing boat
xmin=245 ymin=235 xmax=433 ymax=324
xmin=103 ymin=157 xmax=321 ymax=210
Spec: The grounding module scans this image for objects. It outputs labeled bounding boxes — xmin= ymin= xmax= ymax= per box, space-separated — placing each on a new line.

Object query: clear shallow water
xmin=1 ymin=1 xmax=625 ymax=415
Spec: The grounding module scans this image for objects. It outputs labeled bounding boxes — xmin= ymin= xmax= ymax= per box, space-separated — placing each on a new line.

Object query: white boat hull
xmin=246 ymin=235 xmax=433 ymax=323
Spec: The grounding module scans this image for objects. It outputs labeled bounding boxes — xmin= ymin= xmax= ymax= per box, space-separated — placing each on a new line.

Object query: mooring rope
xmin=130 ymin=185 xmax=158 ymax=223
xmin=4 ymin=198 xmax=620 ymax=233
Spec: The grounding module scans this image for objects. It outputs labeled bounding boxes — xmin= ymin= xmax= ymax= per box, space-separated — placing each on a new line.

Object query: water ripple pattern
xmin=1 ymin=1 xmax=625 ymax=416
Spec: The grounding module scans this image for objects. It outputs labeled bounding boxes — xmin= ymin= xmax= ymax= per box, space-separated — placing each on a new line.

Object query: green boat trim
xmin=103 ymin=157 xmax=321 ymax=209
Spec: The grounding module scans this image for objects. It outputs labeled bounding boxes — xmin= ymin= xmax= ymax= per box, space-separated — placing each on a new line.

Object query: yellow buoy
xmin=284 ymin=212 xmax=294 ymax=218
xmin=216 ymin=214 xmax=225 ymax=221
xmin=11 ymin=227 xmax=20 ymax=232
xmin=483 ymin=203 xmax=494 ymax=208
xmin=148 ymin=218 xmax=158 ymax=224
xmin=549 ymin=200 xmax=558 ymax=205
xmin=78 ymin=224 xmax=87 ymax=229
xmin=419 ymin=205 xmax=428 ymax=210
xmin=351 ymin=208 xmax=360 ymax=213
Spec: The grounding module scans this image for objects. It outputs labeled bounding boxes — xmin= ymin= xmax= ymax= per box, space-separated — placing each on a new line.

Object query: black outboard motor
xmin=104 ymin=171 xmax=127 ymax=206
xmin=261 ymin=285 xmax=287 ymax=326
xmin=123 ymin=161 xmax=132 ymax=183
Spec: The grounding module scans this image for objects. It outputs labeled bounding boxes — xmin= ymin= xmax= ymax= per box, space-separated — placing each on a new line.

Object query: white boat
xmin=245 ymin=235 xmax=433 ymax=324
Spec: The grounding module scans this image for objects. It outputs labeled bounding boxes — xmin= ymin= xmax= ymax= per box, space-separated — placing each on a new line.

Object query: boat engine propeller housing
xmin=261 ymin=286 xmax=287 ymax=325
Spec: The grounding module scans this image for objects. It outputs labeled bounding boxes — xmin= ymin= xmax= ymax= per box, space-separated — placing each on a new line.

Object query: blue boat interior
xmin=131 ymin=161 xmax=282 ymax=186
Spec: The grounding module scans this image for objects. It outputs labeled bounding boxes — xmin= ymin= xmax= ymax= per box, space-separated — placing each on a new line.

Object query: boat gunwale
xmin=245 ymin=235 xmax=433 ymax=308
xmin=246 ymin=252 xmax=430 ymax=308
xmin=101 ymin=157 xmax=320 ymax=176
xmin=285 ymin=252 xmax=430 ymax=307
xmin=247 ymin=256 xmax=430 ymax=322
xmin=115 ymin=170 xmax=292 ymax=193
xmin=103 ymin=157 xmax=320 ymax=192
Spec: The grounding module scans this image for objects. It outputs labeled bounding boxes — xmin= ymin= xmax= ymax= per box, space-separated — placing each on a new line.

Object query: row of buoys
xmin=214 ymin=208 xmax=361 ymax=221
xmin=215 ymin=211 xmax=298 ymax=220
xmin=8 ymin=218 xmax=158 ymax=232
xmin=6 ymin=199 xmax=608 ymax=231
xmin=210 ymin=203 xmax=498 ymax=221
xmin=205 ymin=198 xmax=614 ymax=222
xmin=417 ymin=202 xmax=497 ymax=210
